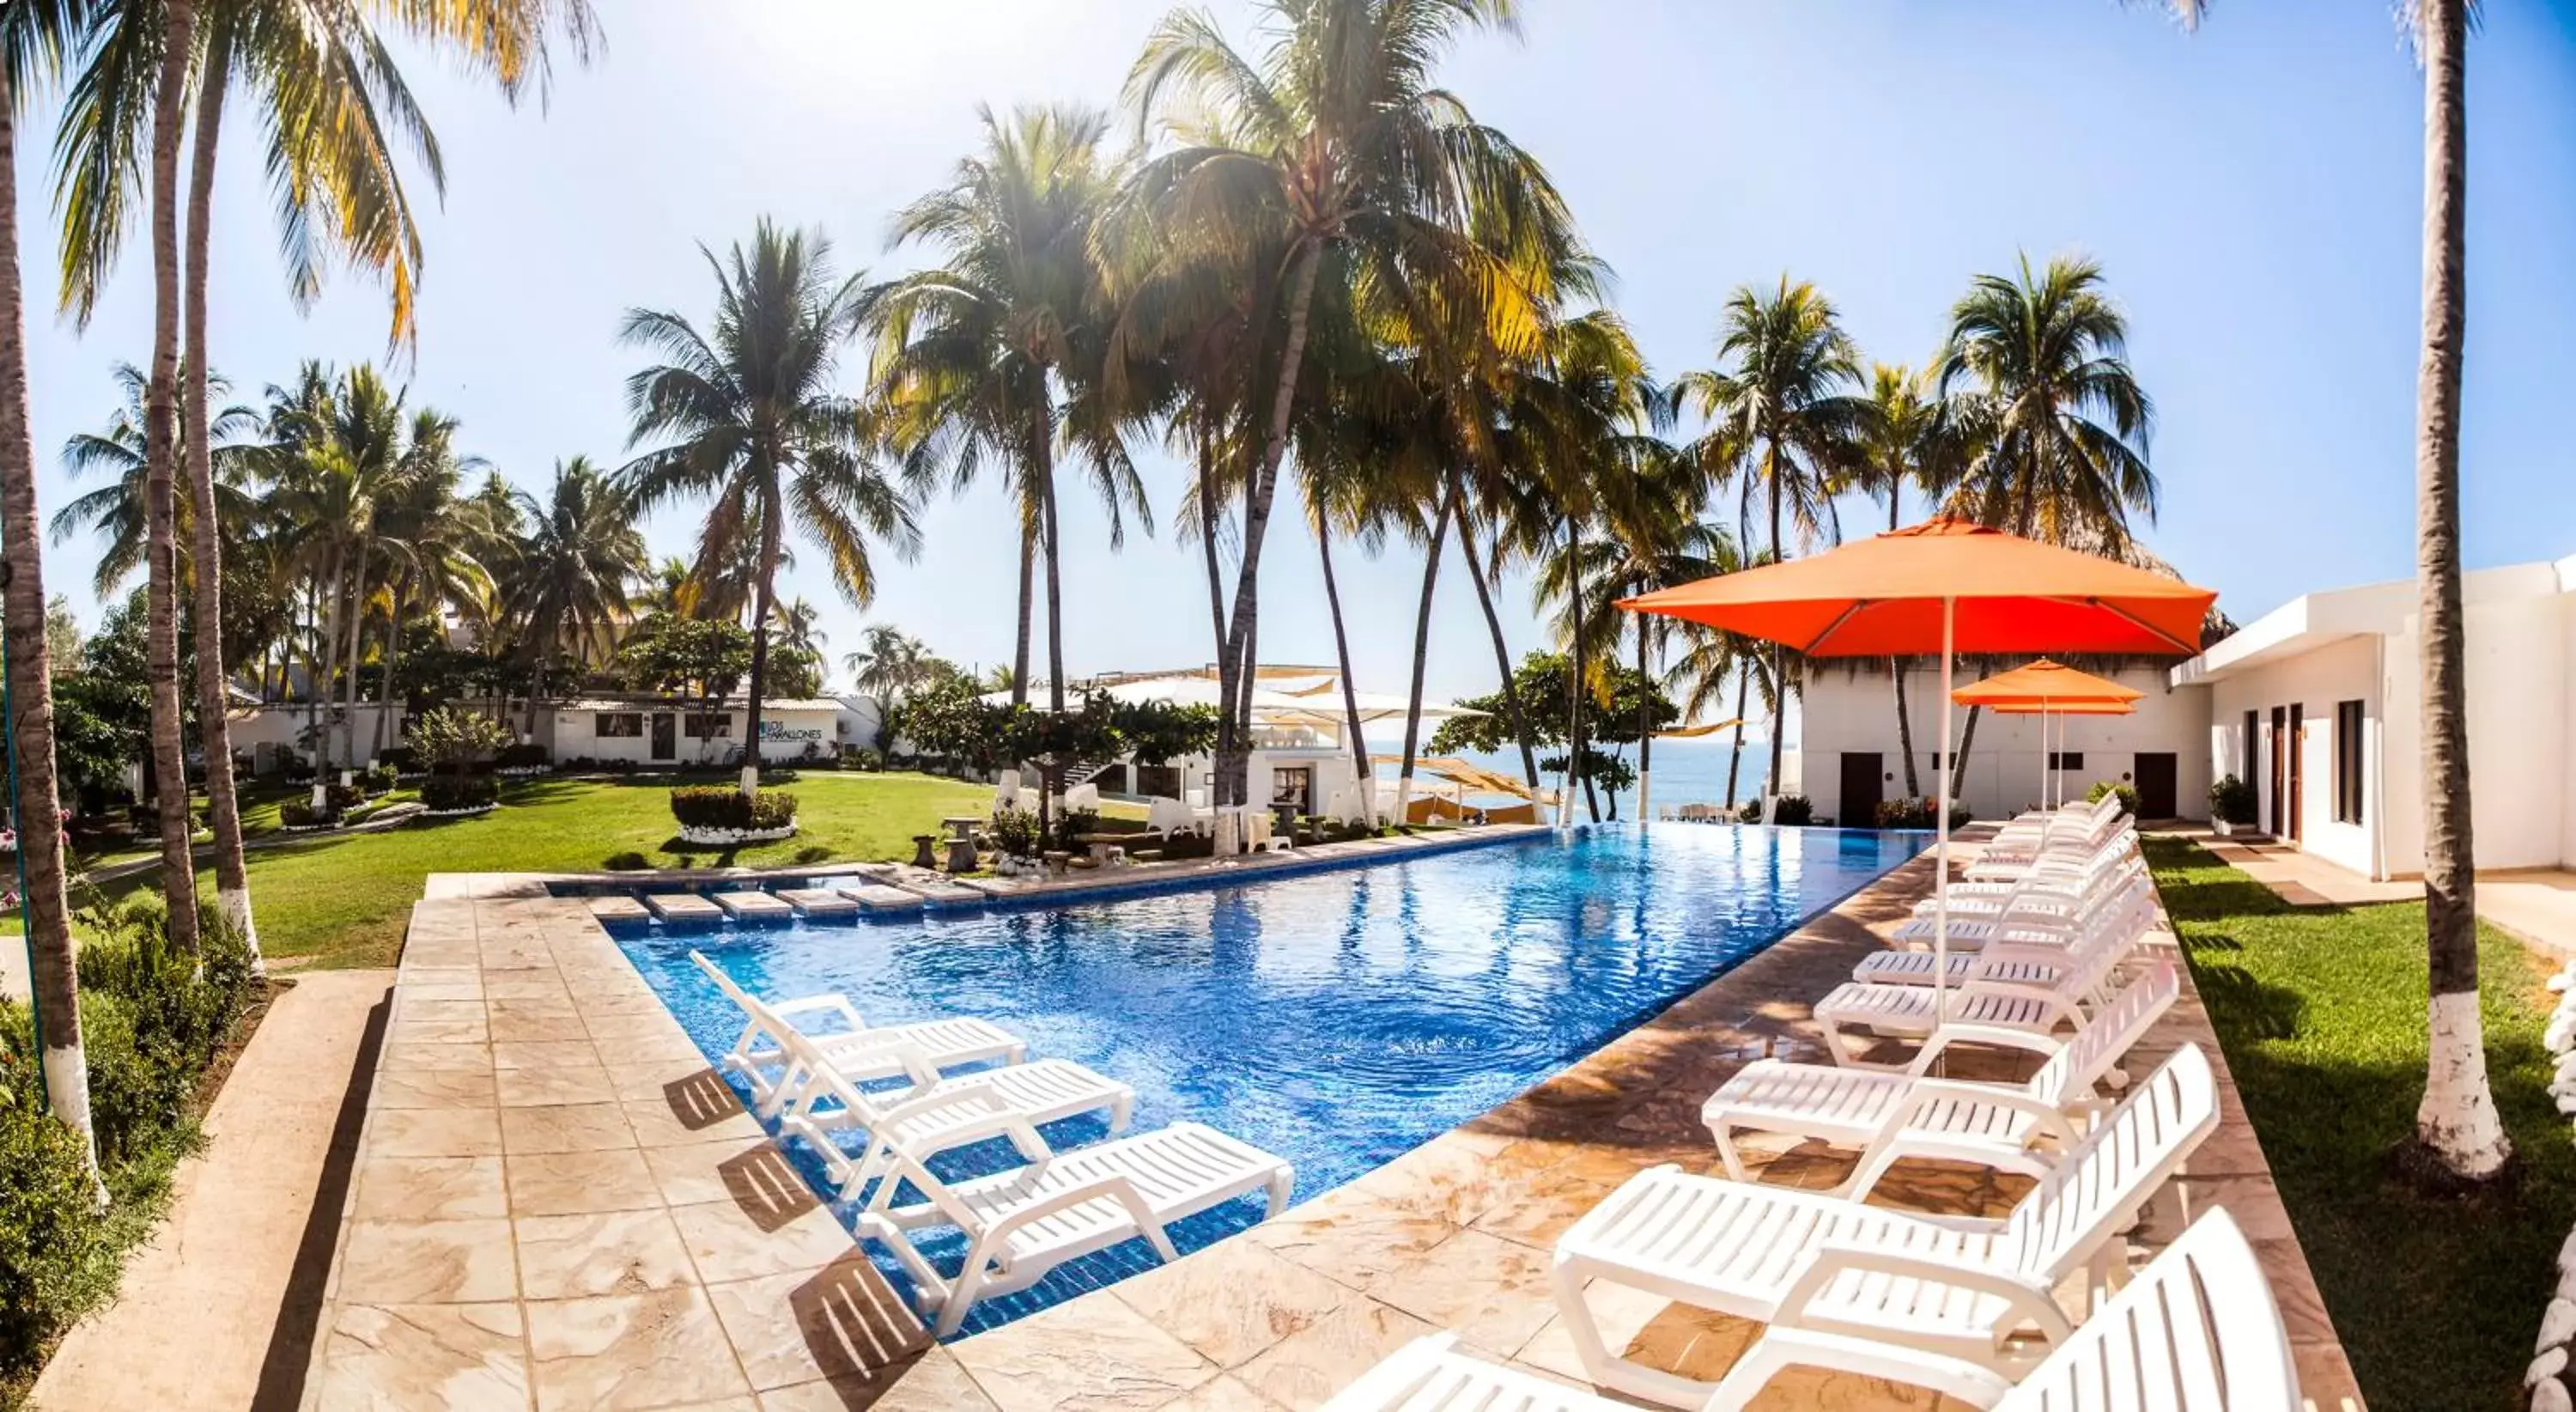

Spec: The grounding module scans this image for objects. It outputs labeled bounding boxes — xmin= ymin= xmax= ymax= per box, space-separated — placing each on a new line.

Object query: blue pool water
xmin=611 ymin=823 xmax=1923 ymax=1334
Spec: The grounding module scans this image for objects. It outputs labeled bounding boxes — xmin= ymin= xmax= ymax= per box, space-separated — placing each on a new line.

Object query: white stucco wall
xmin=1798 ymin=662 xmax=2208 ymax=825
xmin=543 ymin=704 xmax=846 ymax=766
xmin=2202 ymin=634 xmax=2383 ymax=878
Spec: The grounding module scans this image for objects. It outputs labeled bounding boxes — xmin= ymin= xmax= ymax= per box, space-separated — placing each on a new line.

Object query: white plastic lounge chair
xmin=1702 ymin=1207 xmax=2299 ymax=1411
xmin=1812 ymin=915 xmax=2137 ymax=1070
xmin=774 ymin=1024 xmax=1134 ymax=1198
xmin=1551 ymin=1044 xmax=2219 ymax=1409
xmin=1917 ymin=845 xmax=2143 ymax=916
xmin=854 ymin=1092 xmax=1295 ymax=1336
xmin=1321 ymin=1332 xmax=1638 ymax=1412
xmin=1704 ymin=960 xmax=2178 ymax=1198
xmin=993 ymin=768 xmax=1021 ymax=803
xmin=1976 ymin=797 xmax=2125 ymax=869
xmin=1864 ymin=884 xmax=2159 ymax=986
xmin=1960 ymin=831 xmax=2141 ymax=889
xmin=1145 ymin=794 xmax=1204 ymax=835
xmin=690 ymin=951 xmax=1025 ymax=1117
xmin=1892 ymin=865 xmax=2153 ymax=946
xmin=1063 ymin=782 xmax=1102 ymax=812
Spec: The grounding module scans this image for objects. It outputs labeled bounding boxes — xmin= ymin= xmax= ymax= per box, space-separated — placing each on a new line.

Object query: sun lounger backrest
xmin=1997 ymin=1208 xmax=2300 ymax=1412
xmin=2022 ymin=959 xmax=2180 ymax=1107
xmin=2002 ymin=1044 xmax=2218 ymax=1282
xmin=690 ymin=950 xmax=756 ymax=1011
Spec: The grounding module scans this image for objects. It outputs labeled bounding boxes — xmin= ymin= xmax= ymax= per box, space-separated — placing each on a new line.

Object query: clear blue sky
xmin=16 ymin=0 xmax=2576 ymax=721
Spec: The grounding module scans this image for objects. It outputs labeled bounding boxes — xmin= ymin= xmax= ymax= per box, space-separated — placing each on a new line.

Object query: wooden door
xmin=2287 ymin=705 xmax=2306 ymax=844
xmin=2268 ymin=707 xmax=2287 ymax=836
xmin=1838 ymin=752 xmax=1884 ymax=829
xmin=2134 ymin=753 xmax=2178 ymax=820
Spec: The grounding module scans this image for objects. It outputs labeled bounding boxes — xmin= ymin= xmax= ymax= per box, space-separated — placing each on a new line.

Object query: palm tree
xmin=1933 ymin=253 xmax=2157 ymax=551
xmin=0 ymin=0 xmax=102 ymax=1169
xmin=1672 ymin=277 xmax=1869 ymax=806
xmin=500 ymin=457 xmax=645 ymax=730
xmin=869 ymin=104 xmax=1147 ymax=733
xmin=1847 ymin=362 xmax=1970 ymax=799
xmin=844 ymin=624 xmax=935 ymax=748
xmin=52 ymin=362 xmax=259 ymax=595
xmin=1122 ymin=0 xmax=1587 ymax=844
xmin=622 ymin=220 xmax=920 ymax=800
xmin=55 ymin=0 xmax=596 ymax=950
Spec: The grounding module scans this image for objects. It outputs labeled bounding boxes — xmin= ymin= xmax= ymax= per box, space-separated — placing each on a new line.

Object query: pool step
xmin=775 ymin=888 xmax=860 ymax=919
xmin=642 ymin=892 xmax=725 ymax=925
xmin=710 ymin=891 xmax=795 ymax=922
xmin=586 ymin=895 xmax=651 ymax=925
xmin=835 ymin=884 xmax=927 ymax=916
xmin=897 ymin=879 xmax=988 ymax=909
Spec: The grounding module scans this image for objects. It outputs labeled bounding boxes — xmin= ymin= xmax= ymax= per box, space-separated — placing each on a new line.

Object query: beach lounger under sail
xmin=1703 ymin=959 xmax=2179 ymax=1198
xmin=690 ymin=950 xmax=1024 ymax=1116
xmin=854 ymin=1092 xmax=1295 ymax=1337
xmin=774 ymin=1024 xmax=1136 ymax=1199
xmin=1333 ymin=1206 xmax=2299 ymax=1412
xmin=1551 ymin=1044 xmax=2220 ymax=1409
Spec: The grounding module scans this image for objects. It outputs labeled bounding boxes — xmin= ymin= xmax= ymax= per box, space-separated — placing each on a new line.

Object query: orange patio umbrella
xmin=1619 ymin=517 xmax=2215 ymax=1015
xmin=1953 ymin=660 xmax=2144 ymax=810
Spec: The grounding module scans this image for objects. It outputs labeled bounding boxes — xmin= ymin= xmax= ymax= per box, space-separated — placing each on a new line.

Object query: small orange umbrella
xmin=1619 ymin=518 xmax=2215 ymax=1015
xmin=1953 ymin=660 xmax=2144 ymax=810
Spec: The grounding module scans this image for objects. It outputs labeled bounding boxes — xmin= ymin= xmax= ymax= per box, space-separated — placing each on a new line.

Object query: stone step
xmin=835 ymin=884 xmax=927 ymax=915
xmin=710 ymin=891 xmax=794 ymax=922
xmin=641 ymin=892 xmax=724 ymax=925
xmin=775 ymin=888 xmax=859 ymax=919
xmin=585 ymin=895 xmax=651 ymax=925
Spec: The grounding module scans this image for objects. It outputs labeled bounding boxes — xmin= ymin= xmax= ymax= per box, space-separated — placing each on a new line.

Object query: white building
xmin=539 ymin=697 xmax=852 ymax=767
xmin=1799 ymin=660 xmax=2208 ymax=826
xmin=2169 ymin=556 xmax=2576 ymax=880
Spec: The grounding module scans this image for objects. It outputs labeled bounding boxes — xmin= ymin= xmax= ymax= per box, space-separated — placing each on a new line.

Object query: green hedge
xmin=668 ymin=787 xmax=797 ymax=831
xmin=422 ymin=774 xmax=501 ymax=812
xmin=0 ymin=899 xmax=259 ymax=1390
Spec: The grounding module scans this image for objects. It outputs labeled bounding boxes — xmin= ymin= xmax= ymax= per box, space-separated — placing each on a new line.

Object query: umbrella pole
xmin=1934 ymin=596 xmax=1954 ymax=1028
xmin=2038 ymin=699 xmax=2048 ymax=813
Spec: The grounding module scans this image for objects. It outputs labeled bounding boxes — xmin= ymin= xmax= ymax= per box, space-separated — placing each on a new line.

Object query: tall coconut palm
xmin=52 ymin=361 xmax=259 ymax=595
xmin=1123 ymin=0 xmax=1587 ymax=843
xmin=1847 ymin=362 xmax=1971 ymax=799
xmin=500 ymin=457 xmax=645 ymax=728
xmin=56 ymin=0 xmax=596 ymax=948
xmin=0 ymin=0 xmax=101 ymax=1166
xmin=622 ymin=220 xmax=920 ymax=800
xmin=1933 ymin=253 xmax=2157 ymax=551
xmin=869 ymin=104 xmax=1148 ymax=734
xmin=1672 ymin=277 xmax=1868 ymax=806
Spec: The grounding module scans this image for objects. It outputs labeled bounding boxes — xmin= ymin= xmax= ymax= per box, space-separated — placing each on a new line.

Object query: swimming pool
xmin=611 ymin=823 xmax=1923 ymax=1333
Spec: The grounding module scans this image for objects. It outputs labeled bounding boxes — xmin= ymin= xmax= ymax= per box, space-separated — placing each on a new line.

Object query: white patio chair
xmin=1704 ymin=959 xmax=2179 ymax=1198
xmin=1062 ymin=782 xmax=1102 ymax=812
xmin=1812 ymin=912 xmax=2139 ymax=1070
xmin=774 ymin=1023 xmax=1134 ymax=1199
xmin=854 ymin=1091 xmax=1294 ymax=1336
xmin=1551 ymin=1044 xmax=2220 ymax=1409
xmin=1145 ymin=794 xmax=1200 ymax=835
xmin=1866 ymin=881 xmax=2160 ymax=985
xmin=1703 ymin=1207 xmax=2298 ymax=1411
xmin=993 ymin=768 xmax=1021 ymax=804
xmin=690 ymin=951 xmax=1024 ymax=1117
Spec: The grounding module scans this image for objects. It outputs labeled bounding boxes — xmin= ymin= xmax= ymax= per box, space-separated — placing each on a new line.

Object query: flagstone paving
xmin=299 ymin=832 xmax=2360 ymax=1410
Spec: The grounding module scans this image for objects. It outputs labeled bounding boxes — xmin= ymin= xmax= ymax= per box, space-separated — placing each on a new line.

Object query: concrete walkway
xmin=2183 ymin=830 xmax=2576 ymax=957
xmin=30 ymin=969 xmax=393 ymax=1412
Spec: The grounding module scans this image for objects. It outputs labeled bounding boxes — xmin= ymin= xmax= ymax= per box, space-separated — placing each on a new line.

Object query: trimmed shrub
xmin=1772 ymin=794 xmax=1814 ymax=826
xmin=360 ymin=764 xmax=398 ymax=796
xmin=0 ymin=1074 xmax=123 ymax=1384
xmin=325 ymin=781 xmax=366 ymax=813
xmin=279 ymin=800 xmax=319 ymax=829
xmin=495 ymin=743 xmax=550 ymax=770
xmin=2209 ymin=774 xmax=2257 ymax=825
xmin=422 ymin=774 xmax=501 ymax=812
xmin=2087 ymin=780 xmax=2141 ymax=817
xmin=374 ymin=746 xmax=417 ymax=773
xmin=987 ymin=806 xmax=1040 ymax=860
xmin=667 ymin=787 xmax=796 ymax=831
xmin=1059 ymin=807 xmax=1103 ymax=840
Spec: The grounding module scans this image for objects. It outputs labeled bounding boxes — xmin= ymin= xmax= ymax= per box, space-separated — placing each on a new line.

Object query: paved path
xmin=2184 ymin=829 xmax=2576 ymax=957
xmin=30 ymin=970 xmax=393 ymax=1412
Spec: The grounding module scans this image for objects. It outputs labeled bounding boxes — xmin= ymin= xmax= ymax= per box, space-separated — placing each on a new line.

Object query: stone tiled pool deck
xmin=304 ymin=831 xmax=2362 ymax=1410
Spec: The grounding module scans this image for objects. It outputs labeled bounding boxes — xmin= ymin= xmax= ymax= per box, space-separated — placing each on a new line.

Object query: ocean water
xmin=1440 ymin=735 xmax=1777 ymax=819
xmin=609 ymin=822 xmax=1919 ymax=1336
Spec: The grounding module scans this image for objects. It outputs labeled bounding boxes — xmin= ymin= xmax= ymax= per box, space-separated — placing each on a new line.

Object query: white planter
xmin=2212 ymin=819 xmax=2239 ymax=838
xmin=420 ymin=803 xmax=500 ymax=820
xmin=677 ymin=820 xmax=798 ymax=846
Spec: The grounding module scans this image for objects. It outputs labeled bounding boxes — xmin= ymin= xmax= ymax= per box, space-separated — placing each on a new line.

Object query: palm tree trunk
xmin=1011 ymin=513 xmax=1033 ymax=709
xmin=2409 ymin=0 xmax=2506 ymax=1184
xmin=1636 ymin=628 xmax=1653 ymax=822
xmin=1394 ymin=482 xmax=1455 ymax=827
xmin=1452 ymin=502 xmax=1540 ymax=792
xmin=1034 ymin=409 xmax=1066 ymax=849
xmin=373 ymin=580 xmax=401 ymax=759
xmin=180 ymin=43 xmax=251 ymax=954
xmin=739 ymin=480 xmax=784 ymax=800
xmin=306 ymin=574 xmax=326 ymax=767
xmin=338 ymin=545 xmax=368 ymax=776
xmin=1197 ymin=433 xmax=1226 ymax=662
xmin=0 ymin=70 xmax=100 ymax=1169
xmin=1893 ymin=659 xmax=1920 ymax=799
xmin=1218 ymin=239 xmax=1321 ymax=835
xmin=1765 ymin=461 xmax=1788 ymax=811
xmin=1724 ymin=665 xmax=1749 ymax=809
xmin=1567 ymin=521 xmax=1598 ymax=825
xmin=143 ymin=0 xmax=203 ymax=956
xmin=1315 ymin=512 xmax=1375 ymax=823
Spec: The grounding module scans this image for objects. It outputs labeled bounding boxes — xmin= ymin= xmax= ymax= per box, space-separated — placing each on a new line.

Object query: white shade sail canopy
xmin=987 ymin=673 xmax=1485 ymax=727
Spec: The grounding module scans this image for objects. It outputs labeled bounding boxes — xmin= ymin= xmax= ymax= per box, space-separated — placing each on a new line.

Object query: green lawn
xmin=2146 ymin=837 xmax=2574 ymax=1410
xmin=65 ymin=770 xmax=1001 ymax=971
